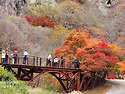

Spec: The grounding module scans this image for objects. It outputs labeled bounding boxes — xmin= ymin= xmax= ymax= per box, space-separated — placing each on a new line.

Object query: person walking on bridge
xmin=23 ymin=50 xmax=29 ymax=65
xmin=1 ymin=50 xmax=5 ymax=64
xmin=13 ymin=50 xmax=18 ymax=64
xmin=61 ymin=56 xmax=65 ymax=68
xmin=46 ymin=54 xmax=52 ymax=67
xmin=72 ymin=58 xmax=80 ymax=69
xmin=5 ymin=50 xmax=9 ymax=64
xmin=53 ymin=56 xmax=58 ymax=67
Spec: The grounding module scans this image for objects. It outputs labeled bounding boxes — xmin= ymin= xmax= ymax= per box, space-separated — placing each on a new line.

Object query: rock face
xmin=0 ymin=0 xmax=57 ymax=15
xmin=0 ymin=0 xmax=28 ymax=15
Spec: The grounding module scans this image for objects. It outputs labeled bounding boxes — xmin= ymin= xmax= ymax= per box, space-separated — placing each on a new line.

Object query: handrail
xmin=1 ymin=55 xmax=80 ymax=69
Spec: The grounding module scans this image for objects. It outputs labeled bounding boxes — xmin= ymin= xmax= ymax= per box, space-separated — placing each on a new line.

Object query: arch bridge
xmin=0 ymin=56 xmax=104 ymax=92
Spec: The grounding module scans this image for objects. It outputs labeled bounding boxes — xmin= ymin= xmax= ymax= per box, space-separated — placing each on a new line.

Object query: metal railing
xmin=1 ymin=55 xmax=80 ymax=69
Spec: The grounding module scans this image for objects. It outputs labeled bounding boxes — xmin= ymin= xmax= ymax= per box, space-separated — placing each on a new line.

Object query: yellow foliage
xmin=95 ymin=23 xmax=104 ymax=28
xmin=117 ymin=62 xmax=125 ymax=74
xmin=109 ymin=44 xmax=122 ymax=54
xmin=8 ymin=15 xmax=19 ymax=20
xmin=50 ymin=25 xmax=69 ymax=39
xmin=119 ymin=75 xmax=125 ymax=78
xmin=27 ymin=3 xmax=59 ymax=18
xmin=57 ymin=0 xmax=83 ymax=13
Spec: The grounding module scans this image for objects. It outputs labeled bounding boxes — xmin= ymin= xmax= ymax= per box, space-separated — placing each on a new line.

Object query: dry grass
xmin=82 ymin=81 xmax=112 ymax=94
xmin=28 ymin=81 xmax=113 ymax=94
xmin=68 ymin=81 xmax=112 ymax=94
xmin=28 ymin=88 xmax=43 ymax=94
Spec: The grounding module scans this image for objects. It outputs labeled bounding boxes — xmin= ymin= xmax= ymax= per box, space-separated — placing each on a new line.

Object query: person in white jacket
xmin=53 ymin=56 xmax=58 ymax=67
xmin=1 ymin=50 xmax=5 ymax=64
xmin=23 ymin=50 xmax=29 ymax=64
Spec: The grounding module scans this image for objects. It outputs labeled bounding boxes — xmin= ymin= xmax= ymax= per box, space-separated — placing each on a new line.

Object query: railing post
xmin=67 ymin=62 xmax=68 ymax=68
xmin=36 ymin=57 xmax=38 ymax=66
xmin=33 ymin=56 xmax=35 ymax=65
xmin=40 ymin=58 xmax=42 ymax=66
xmin=59 ymin=60 xmax=61 ymax=68
xmin=27 ymin=58 xmax=28 ymax=65
xmin=9 ymin=58 xmax=11 ymax=64
xmin=57 ymin=60 xmax=59 ymax=68
xmin=18 ymin=57 xmax=19 ymax=64
xmin=0 ymin=58 xmax=2 ymax=64
xmin=64 ymin=61 xmax=65 ymax=68
xmin=69 ymin=62 xmax=71 ymax=69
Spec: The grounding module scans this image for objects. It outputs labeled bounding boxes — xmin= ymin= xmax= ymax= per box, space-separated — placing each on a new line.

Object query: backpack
xmin=13 ymin=52 xmax=17 ymax=58
xmin=14 ymin=54 xmax=17 ymax=58
xmin=12 ymin=54 xmax=14 ymax=58
xmin=75 ymin=59 xmax=79 ymax=63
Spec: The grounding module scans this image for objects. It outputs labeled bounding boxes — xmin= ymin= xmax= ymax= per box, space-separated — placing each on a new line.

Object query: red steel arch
xmin=27 ymin=70 xmax=78 ymax=92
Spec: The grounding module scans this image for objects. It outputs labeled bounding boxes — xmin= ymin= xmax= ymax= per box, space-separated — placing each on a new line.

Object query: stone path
xmin=106 ymin=79 xmax=125 ymax=94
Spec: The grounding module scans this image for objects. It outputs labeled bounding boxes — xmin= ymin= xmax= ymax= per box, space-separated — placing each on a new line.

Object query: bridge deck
xmin=0 ymin=63 xmax=81 ymax=72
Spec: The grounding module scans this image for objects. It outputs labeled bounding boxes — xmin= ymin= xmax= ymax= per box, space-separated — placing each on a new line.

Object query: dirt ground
xmin=28 ymin=79 xmax=125 ymax=94
xmin=82 ymin=79 xmax=125 ymax=94
xmin=106 ymin=79 xmax=125 ymax=94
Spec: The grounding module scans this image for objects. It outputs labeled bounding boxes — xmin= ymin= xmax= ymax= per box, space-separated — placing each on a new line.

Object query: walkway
xmin=106 ymin=79 xmax=125 ymax=94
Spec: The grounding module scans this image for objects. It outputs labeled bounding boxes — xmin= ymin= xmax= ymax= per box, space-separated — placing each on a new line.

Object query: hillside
xmin=0 ymin=0 xmax=124 ymax=57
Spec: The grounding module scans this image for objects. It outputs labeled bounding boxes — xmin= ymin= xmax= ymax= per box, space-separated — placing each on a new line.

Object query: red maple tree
xmin=54 ymin=29 xmax=119 ymax=72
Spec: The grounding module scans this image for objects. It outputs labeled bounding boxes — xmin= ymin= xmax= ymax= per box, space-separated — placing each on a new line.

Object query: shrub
xmin=0 ymin=66 xmax=16 ymax=81
xmin=0 ymin=66 xmax=28 ymax=94
xmin=0 ymin=81 xmax=28 ymax=94
xmin=25 ymin=15 xmax=56 ymax=28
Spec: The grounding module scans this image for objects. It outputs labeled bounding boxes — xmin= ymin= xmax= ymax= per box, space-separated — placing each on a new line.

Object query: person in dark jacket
xmin=46 ymin=54 xmax=51 ymax=67
xmin=72 ymin=58 xmax=80 ymax=69
xmin=5 ymin=50 xmax=9 ymax=63
xmin=61 ymin=56 xmax=65 ymax=68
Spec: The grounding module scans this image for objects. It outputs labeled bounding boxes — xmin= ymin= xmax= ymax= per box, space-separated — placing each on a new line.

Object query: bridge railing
xmin=6 ymin=56 xmax=45 ymax=66
xmin=1 ymin=56 xmax=80 ymax=69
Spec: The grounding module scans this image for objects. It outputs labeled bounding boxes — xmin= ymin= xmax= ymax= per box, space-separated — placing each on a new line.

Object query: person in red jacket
xmin=13 ymin=50 xmax=18 ymax=64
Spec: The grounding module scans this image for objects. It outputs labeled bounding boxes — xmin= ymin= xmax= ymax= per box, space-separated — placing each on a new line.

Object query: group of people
xmin=46 ymin=54 xmax=80 ymax=69
xmin=46 ymin=55 xmax=65 ymax=68
xmin=1 ymin=49 xmax=29 ymax=64
xmin=1 ymin=48 xmax=80 ymax=69
xmin=1 ymin=50 xmax=9 ymax=64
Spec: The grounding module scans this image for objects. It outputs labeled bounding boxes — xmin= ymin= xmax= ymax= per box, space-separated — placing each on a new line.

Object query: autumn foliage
xmin=25 ymin=15 xmax=56 ymax=28
xmin=55 ymin=29 xmax=119 ymax=72
xmin=117 ymin=59 xmax=125 ymax=74
xmin=107 ymin=74 xmax=117 ymax=79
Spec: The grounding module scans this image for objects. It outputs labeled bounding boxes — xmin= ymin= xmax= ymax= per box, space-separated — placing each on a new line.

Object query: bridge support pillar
xmin=17 ymin=68 xmax=21 ymax=80
xmin=30 ymin=69 xmax=33 ymax=79
xmin=77 ymin=71 xmax=81 ymax=91
xmin=66 ymin=80 xmax=68 ymax=90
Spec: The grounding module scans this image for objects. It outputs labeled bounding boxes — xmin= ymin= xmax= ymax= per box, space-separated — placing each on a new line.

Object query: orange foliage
xmin=117 ymin=60 xmax=125 ymax=74
xmin=54 ymin=29 xmax=119 ymax=72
